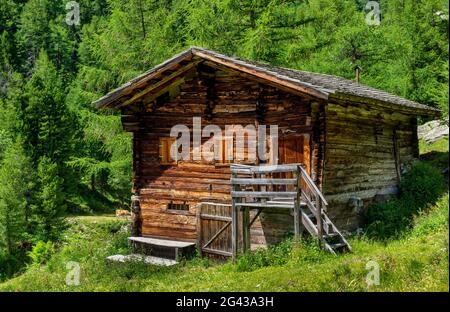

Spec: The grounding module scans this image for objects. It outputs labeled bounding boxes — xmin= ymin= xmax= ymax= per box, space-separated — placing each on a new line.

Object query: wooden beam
xmin=202 ymin=221 xmax=231 ymax=249
xmin=194 ymin=50 xmax=329 ymax=100
xmin=329 ymin=93 xmax=441 ymax=118
xmin=293 ymin=170 xmax=301 ymax=239
xmin=248 ymin=208 xmax=262 ymax=228
xmin=231 ymin=172 xmax=238 ymax=262
xmin=196 ymin=203 xmax=203 ymax=258
xmin=199 ymin=214 xmax=232 ymax=222
xmin=118 ymin=61 xmax=199 ymax=108
xmin=95 ymin=50 xmax=193 ymax=108
xmin=234 ymin=202 xmax=294 ymax=209
xmin=242 ymin=207 xmax=250 ymax=253
xmin=230 ymin=163 xmax=303 ymax=174
xmin=231 ymin=191 xmax=297 ymax=198
xmin=202 ymin=248 xmax=233 ymax=257
xmin=316 ymin=194 xmax=323 ymax=243
xmin=202 ymin=60 xmax=317 ymax=101
xmin=393 ymin=128 xmax=401 ymax=182
xmin=231 ymin=178 xmax=297 ymax=185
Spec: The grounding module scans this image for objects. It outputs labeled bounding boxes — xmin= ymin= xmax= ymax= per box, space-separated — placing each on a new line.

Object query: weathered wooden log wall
xmin=322 ymin=100 xmax=419 ymax=230
xmin=122 ymin=64 xmax=320 ymax=244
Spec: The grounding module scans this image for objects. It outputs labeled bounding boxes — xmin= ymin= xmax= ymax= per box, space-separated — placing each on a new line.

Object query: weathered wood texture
xmin=123 ymin=65 xmax=319 ymax=243
xmin=198 ymin=203 xmax=236 ymax=258
xmin=322 ymin=101 xmax=419 ymax=229
xmin=123 ymin=62 xmax=421 ymax=244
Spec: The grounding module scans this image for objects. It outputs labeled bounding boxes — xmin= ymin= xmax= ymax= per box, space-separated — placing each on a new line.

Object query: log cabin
xmin=95 ymin=47 xmax=439 ymax=259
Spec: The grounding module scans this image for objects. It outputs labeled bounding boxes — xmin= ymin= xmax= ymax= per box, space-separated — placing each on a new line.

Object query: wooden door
xmin=198 ymin=203 xmax=237 ymax=258
xmin=278 ymin=134 xmax=311 ymax=173
xmin=280 ymin=135 xmax=304 ymax=165
xmin=277 ymin=135 xmax=311 ymax=191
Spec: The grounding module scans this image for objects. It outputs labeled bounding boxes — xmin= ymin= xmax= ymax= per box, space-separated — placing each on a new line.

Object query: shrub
xmin=0 ymin=252 xmax=23 ymax=282
xmin=399 ymin=163 xmax=446 ymax=208
xmin=365 ymin=163 xmax=447 ymax=239
xmin=28 ymin=241 xmax=54 ymax=266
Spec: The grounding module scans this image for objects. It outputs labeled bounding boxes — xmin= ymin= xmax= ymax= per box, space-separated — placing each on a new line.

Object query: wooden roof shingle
xmin=94 ymin=46 xmax=440 ymax=117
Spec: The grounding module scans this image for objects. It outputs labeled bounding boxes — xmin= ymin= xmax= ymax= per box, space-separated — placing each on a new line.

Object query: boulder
xmin=418 ymin=118 xmax=449 ymax=144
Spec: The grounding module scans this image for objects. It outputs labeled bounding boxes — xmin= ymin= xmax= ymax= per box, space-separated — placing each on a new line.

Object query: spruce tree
xmin=0 ymin=141 xmax=32 ymax=255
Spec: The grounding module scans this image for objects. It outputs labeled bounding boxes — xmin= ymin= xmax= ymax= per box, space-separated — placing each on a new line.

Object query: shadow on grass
xmin=420 ymin=150 xmax=449 ymax=175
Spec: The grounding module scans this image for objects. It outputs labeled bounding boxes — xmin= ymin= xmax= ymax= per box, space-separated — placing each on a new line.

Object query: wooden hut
xmin=95 ymin=47 xmax=439 ymax=259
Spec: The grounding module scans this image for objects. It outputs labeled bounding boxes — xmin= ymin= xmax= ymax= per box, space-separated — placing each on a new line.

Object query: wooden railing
xmin=297 ymin=165 xmax=328 ymax=240
xmin=230 ymin=163 xmax=330 ymax=259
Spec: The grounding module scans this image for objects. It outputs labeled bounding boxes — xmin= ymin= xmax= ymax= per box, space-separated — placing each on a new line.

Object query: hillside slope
xmin=0 ymin=138 xmax=448 ymax=292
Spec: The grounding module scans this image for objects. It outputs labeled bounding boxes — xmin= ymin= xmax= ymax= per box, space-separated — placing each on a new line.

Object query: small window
xmin=167 ymin=202 xmax=189 ymax=211
xmin=159 ymin=137 xmax=177 ymax=165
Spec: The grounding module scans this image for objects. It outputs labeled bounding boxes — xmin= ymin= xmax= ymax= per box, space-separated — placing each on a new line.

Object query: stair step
xmin=129 ymin=236 xmax=196 ymax=261
xmin=329 ymin=242 xmax=347 ymax=249
xmin=324 ymin=233 xmax=339 ymax=238
xmin=106 ymin=254 xmax=178 ymax=266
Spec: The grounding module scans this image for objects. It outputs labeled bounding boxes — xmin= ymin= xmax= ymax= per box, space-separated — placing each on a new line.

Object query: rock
xmin=418 ymin=118 xmax=449 ymax=144
xmin=348 ymin=196 xmax=364 ymax=214
xmin=106 ymin=254 xmax=178 ymax=266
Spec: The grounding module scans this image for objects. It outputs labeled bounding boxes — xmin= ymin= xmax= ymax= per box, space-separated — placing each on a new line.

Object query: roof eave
xmin=329 ymin=92 xmax=441 ymax=118
xmin=94 ymin=48 xmax=194 ymax=109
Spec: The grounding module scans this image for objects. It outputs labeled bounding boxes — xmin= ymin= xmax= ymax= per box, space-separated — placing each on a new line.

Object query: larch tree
xmin=0 ymin=141 xmax=33 ymax=255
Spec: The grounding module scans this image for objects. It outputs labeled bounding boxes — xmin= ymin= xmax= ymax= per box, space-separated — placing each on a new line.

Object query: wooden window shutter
xmin=159 ymin=137 xmax=177 ymax=165
xmin=216 ymin=137 xmax=232 ymax=165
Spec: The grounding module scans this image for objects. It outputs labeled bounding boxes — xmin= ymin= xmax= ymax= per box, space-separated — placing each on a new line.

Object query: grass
xmin=419 ymin=137 xmax=449 ymax=170
xmin=0 ymin=194 xmax=447 ymax=292
xmin=0 ymin=138 xmax=448 ymax=292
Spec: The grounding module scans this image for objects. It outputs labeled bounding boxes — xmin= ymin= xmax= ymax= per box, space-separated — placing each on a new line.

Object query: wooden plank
xmin=202 ymin=247 xmax=233 ymax=257
xmin=393 ymin=128 xmax=401 ymax=183
xmin=230 ymin=163 xmax=301 ymax=174
xmin=316 ymin=194 xmax=323 ymax=242
xmin=128 ymin=236 xmax=195 ymax=248
xmin=301 ymin=210 xmax=318 ymax=236
xmin=202 ymin=221 xmax=231 ymax=249
xmin=299 ymin=165 xmax=328 ymax=205
xmin=200 ymin=214 xmax=232 ymax=222
xmin=231 ymin=191 xmax=297 ymax=198
xmin=293 ymin=170 xmax=301 ymax=239
xmin=248 ymin=209 xmax=262 ymax=228
xmin=231 ymin=178 xmax=297 ymax=185
xmin=196 ymin=203 xmax=203 ymax=257
xmin=242 ymin=207 xmax=250 ymax=253
xmin=231 ymin=172 xmax=238 ymax=261
xmin=235 ymin=202 xmax=294 ymax=209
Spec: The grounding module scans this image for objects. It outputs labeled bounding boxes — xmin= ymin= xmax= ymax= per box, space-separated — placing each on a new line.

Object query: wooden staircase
xmin=300 ymin=209 xmax=351 ymax=254
xmin=230 ymin=163 xmax=351 ymax=258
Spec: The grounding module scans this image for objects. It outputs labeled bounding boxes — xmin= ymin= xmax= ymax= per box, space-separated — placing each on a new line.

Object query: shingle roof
xmin=94 ymin=46 xmax=440 ymax=116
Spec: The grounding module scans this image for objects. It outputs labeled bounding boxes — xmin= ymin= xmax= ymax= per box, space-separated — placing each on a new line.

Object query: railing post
xmin=131 ymin=195 xmax=142 ymax=237
xmin=231 ymin=172 xmax=238 ymax=262
xmin=242 ymin=206 xmax=250 ymax=253
xmin=316 ymin=194 xmax=323 ymax=243
xmin=196 ymin=203 xmax=203 ymax=257
xmin=293 ymin=166 xmax=301 ymax=240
